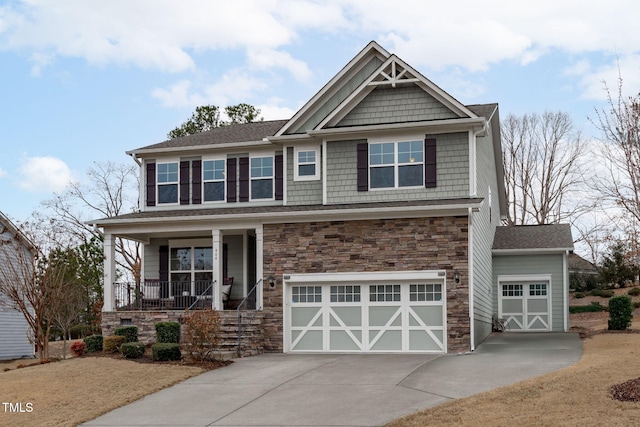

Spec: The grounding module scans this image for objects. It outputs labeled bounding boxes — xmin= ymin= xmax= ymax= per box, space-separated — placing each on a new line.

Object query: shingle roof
xmin=568 ymin=253 xmax=598 ymax=273
xmin=466 ymin=103 xmax=497 ymax=119
xmin=131 ymin=119 xmax=289 ymax=152
xmin=493 ymin=224 xmax=574 ymax=251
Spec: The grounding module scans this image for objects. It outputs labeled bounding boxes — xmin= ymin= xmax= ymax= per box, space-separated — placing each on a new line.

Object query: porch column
xmin=212 ymin=228 xmax=222 ymax=310
xmin=255 ymin=225 xmax=264 ymax=309
xmin=103 ymin=233 xmax=116 ymax=311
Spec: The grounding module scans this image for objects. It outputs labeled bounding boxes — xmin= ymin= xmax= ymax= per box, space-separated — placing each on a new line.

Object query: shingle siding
xmin=337 ymin=86 xmax=459 ymax=127
xmin=285 ymin=147 xmax=323 ymax=205
xmin=325 ymin=133 xmax=468 ymax=204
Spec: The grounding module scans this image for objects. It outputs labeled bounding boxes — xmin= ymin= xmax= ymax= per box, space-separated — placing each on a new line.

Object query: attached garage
xmin=283 ymin=271 xmax=446 ymax=353
xmin=492 ymin=225 xmax=574 ymax=333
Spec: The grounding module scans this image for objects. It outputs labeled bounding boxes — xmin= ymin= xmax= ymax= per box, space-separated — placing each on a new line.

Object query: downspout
xmin=468 ymin=207 xmax=475 ymax=351
xmin=563 ymin=250 xmax=569 ymax=331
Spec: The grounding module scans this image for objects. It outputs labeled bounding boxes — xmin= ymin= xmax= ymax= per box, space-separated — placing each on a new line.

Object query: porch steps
xmin=217 ymin=311 xmax=265 ymax=358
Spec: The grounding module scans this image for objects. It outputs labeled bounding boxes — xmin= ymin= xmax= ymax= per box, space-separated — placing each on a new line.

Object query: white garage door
xmin=284 ymin=272 xmax=446 ymax=353
xmin=499 ymin=281 xmax=551 ymax=331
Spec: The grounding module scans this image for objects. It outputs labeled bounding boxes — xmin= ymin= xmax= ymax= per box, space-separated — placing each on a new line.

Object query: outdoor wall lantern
xmin=268 ymin=275 xmax=276 ymax=288
xmin=454 ymin=270 xmax=460 ymax=284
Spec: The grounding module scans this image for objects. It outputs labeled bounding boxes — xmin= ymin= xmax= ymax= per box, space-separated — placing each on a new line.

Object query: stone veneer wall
xmin=261 ymin=216 xmax=470 ymax=353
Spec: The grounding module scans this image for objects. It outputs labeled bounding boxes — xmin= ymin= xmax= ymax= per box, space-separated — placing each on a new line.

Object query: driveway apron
xmin=83 ymin=333 xmax=582 ymax=427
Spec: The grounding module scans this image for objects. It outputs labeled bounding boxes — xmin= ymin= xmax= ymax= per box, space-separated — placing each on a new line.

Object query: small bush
xmin=70 ymin=341 xmax=86 ymax=356
xmin=182 ymin=309 xmax=222 ymax=361
xmin=120 ymin=342 xmax=146 ymax=359
xmin=569 ymin=303 xmax=607 ymax=314
xmin=591 ymin=289 xmax=615 ymax=298
xmin=628 ymin=287 xmax=640 ymax=296
xmin=155 ymin=322 xmax=180 ymax=343
xmin=114 ymin=326 xmax=138 ymax=343
xmin=634 ymin=302 xmax=640 ymax=309
xmin=103 ymin=335 xmax=126 ymax=353
xmin=83 ymin=335 xmax=103 ymax=352
xmin=152 ymin=343 xmax=182 ymax=361
xmin=609 ymin=295 xmax=633 ymax=330
xmin=574 ymin=292 xmax=586 ymax=299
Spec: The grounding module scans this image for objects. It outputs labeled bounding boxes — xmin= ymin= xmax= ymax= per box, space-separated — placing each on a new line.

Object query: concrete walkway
xmin=83 ymin=333 xmax=582 ymax=427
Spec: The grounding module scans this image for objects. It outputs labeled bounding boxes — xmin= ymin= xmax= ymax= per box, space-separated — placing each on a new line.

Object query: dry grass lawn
xmin=0 ymin=352 xmax=204 ymax=427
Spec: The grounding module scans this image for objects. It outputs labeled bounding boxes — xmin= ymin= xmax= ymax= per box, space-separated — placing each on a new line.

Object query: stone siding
xmin=262 ymin=216 xmax=470 ymax=353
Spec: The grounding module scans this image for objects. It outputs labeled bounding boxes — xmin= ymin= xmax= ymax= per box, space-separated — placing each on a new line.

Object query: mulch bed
xmin=611 ymin=377 xmax=640 ymax=402
xmin=81 ymin=347 xmax=231 ymax=370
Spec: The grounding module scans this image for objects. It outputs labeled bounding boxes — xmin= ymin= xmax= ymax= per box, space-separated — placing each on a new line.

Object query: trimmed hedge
xmin=155 ymin=322 xmax=180 ymax=343
xmin=103 ymin=335 xmax=126 ymax=353
xmin=83 ymin=335 xmax=103 ymax=353
xmin=152 ymin=343 xmax=182 ymax=361
xmin=628 ymin=287 xmax=640 ymax=296
xmin=114 ymin=326 xmax=138 ymax=343
xmin=609 ymin=295 xmax=633 ymax=330
xmin=590 ymin=289 xmax=615 ymax=298
xmin=569 ymin=303 xmax=607 ymax=313
xmin=120 ymin=342 xmax=146 ymax=359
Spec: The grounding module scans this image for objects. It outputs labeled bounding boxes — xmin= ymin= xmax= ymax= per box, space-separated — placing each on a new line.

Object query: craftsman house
xmin=0 ymin=211 xmax=35 ymax=360
xmin=93 ymin=41 xmax=572 ymax=354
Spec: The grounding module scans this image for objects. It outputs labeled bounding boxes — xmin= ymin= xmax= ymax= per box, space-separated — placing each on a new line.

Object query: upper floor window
xmin=250 ymin=156 xmax=274 ymax=200
xmin=203 ymin=159 xmax=225 ymax=202
xmin=369 ymin=141 xmax=424 ymax=189
xmin=294 ymin=146 xmax=320 ymax=181
xmin=157 ymin=162 xmax=179 ymax=204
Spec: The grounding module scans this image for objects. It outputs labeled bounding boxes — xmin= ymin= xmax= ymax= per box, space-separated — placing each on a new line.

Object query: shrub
xmin=70 ymin=341 xmax=86 ymax=356
xmin=83 ymin=335 xmax=103 ymax=352
xmin=628 ymin=287 xmax=640 ymax=296
xmin=182 ymin=309 xmax=222 ymax=361
xmin=635 ymin=302 xmax=640 ymax=309
xmin=114 ymin=326 xmax=138 ymax=343
xmin=103 ymin=335 xmax=126 ymax=353
xmin=609 ymin=295 xmax=633 ymax=330
xmin=591 ymin=289 xmax=614 ymax=298
xmin=152 ymin=343 xmax=182 ymax=361
xmin=155 ymin=322 xmax=180 ymax=343
xmin=569 ymin=303 xmax=607 ymax=314
xmin=120 ymin=342 xmax=146 ymax=359
xmin=574 ymin=292 xmax=586 ymax=299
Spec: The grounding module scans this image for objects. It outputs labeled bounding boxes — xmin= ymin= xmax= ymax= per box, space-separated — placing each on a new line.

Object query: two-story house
xmin=93 ymin=41 xmax=572 ymax=355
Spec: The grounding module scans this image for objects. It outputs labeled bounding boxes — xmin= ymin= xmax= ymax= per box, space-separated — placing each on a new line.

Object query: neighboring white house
xmin=0 ymin=211 xmax=35 ymax=360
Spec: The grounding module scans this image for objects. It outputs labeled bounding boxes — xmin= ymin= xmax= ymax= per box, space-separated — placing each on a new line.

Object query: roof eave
xmin=126 ymin=139 xmax=275 ymax=157
xmin=492 ymin=248 xmax=574 ymax=255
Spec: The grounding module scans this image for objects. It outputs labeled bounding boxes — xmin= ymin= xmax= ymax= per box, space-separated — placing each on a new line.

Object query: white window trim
xmin=249 ymin=154 xmax=275 ymax=201
xmin=368 ymin=139 xmax=424 ymax=190
xmin=202 ymin=157 xmax=227 ymax=204
xmin=157 ymin=161 xmax=180 ymax=205
xmin=293 ymin=145 xmax=320 ymax=181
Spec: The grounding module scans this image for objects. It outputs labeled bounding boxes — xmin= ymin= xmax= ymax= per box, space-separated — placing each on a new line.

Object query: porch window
xmin=250 ymin=156 xmax=274 ymax=200
xmin=294 ymin=146 xmax=320 ymax=181
xmin=157 ymin=162 xmax=179 ymax=204
xmin=369 ymin=141 xmax=423 ymax=189
xmin=169 ymin=246 xmax=213 ymax=297
xmin=203 ymin=159 xmax=225 ymax=202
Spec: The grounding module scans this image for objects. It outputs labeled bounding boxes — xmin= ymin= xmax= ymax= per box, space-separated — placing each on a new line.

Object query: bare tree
xmin=501 ymin=111 xmax=587 ymax=225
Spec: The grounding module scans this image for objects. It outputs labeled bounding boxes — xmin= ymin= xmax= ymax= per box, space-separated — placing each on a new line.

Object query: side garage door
xmin=499 ymin=280 xmax=551 ymax=331
xmin=284 ymin=272 xmax=446 ymax=353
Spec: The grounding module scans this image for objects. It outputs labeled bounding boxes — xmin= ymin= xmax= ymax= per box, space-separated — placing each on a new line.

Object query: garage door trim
xmin=498 ymin=274 xmax=552 ymax=332
xmin=283 ymin=270 xmax=447 ymax=353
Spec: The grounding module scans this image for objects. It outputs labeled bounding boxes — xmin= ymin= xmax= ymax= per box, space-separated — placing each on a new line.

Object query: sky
xmin=1 ymin=0 xmax=640 ymax=224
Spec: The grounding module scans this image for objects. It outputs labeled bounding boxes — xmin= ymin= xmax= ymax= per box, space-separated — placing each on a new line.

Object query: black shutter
xmin=159 ymin=245 xmax=169 ymax=298
xmin=239 ymin=157 xmax=249 ymax=202
xmin=357 ymin=142 xmax=368 ymax=192
xmin=275 ymin=154 xmax=283 ymax=201
xmin=179 ymin=160 xmax=190 ymax=205
xmin=191 ymin=160 xmax=201 ymax=204
xmin=227 ymin=158 xmax=237 ymax=203
xmin=146 ymin=162 xmax=156 ymax=206
xmin=425 ymin=138 xmax=437 ymax=188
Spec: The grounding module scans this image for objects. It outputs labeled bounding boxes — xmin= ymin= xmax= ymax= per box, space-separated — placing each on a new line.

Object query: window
xmin=330 ymin=285 xmax=361 ymax=303
xmin=502 ymin=284 xmax=523 ymax=297
xmin=530 ymin=283 xmax=547 ymax=296
xmin=294 ymin=146 xmax=320 ymax=181
xmin=169 ymin=246 xmax=213 ymax=297
xmin=157 ymin=162 xmax=179 ymax=204
xmin=370 ymin=284 xmax=401 ymax=302
xmin=369 ymin=141 xmax=423 ymax=189
xmin=292 ymin=286 xmax=322 ymax=303
xmin=410 ymin=284 xmax=442 ymax=301
xmin=203 ymin=159 xmax=225 ymax=202
xmin=250 ymin=156 xmax=274 ymax=200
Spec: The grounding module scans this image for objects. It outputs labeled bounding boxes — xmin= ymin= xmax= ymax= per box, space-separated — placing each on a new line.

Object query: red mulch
xmin=611 ymin=377 xmax=640 ymax=402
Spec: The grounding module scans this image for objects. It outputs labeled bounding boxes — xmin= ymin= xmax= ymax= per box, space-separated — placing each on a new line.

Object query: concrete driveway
xmin=83 ymin=333 xmax=582 ymax=427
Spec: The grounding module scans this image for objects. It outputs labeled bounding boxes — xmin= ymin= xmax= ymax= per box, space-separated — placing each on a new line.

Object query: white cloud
xmin=247 ymin=49 xmax=312 ymax=82
xmin=17 ymin=156 xmax=74 ymax=193
xmin=572 ymin=54 xmax=640 ymax=101
xmin=0 ymin=167 xmax=7 ymax=177
xmin=257 ymin=100 xmax=297 ymax=121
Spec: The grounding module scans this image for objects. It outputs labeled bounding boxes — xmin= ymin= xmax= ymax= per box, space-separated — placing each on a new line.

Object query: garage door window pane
xmin=530 ymin=283 xmax=547 ymax=296
xmin=331 ymin=285 xmax=361 ymax=303
xmin=410 ymin=283 xmax=442 ymax=301
xmin=370 ymin=284 xmax=400 ymax=302
xmin=292 ymin=286 xmax=322 ymax=303
xmin=502 ymin=284 xmax=522 ymax=297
